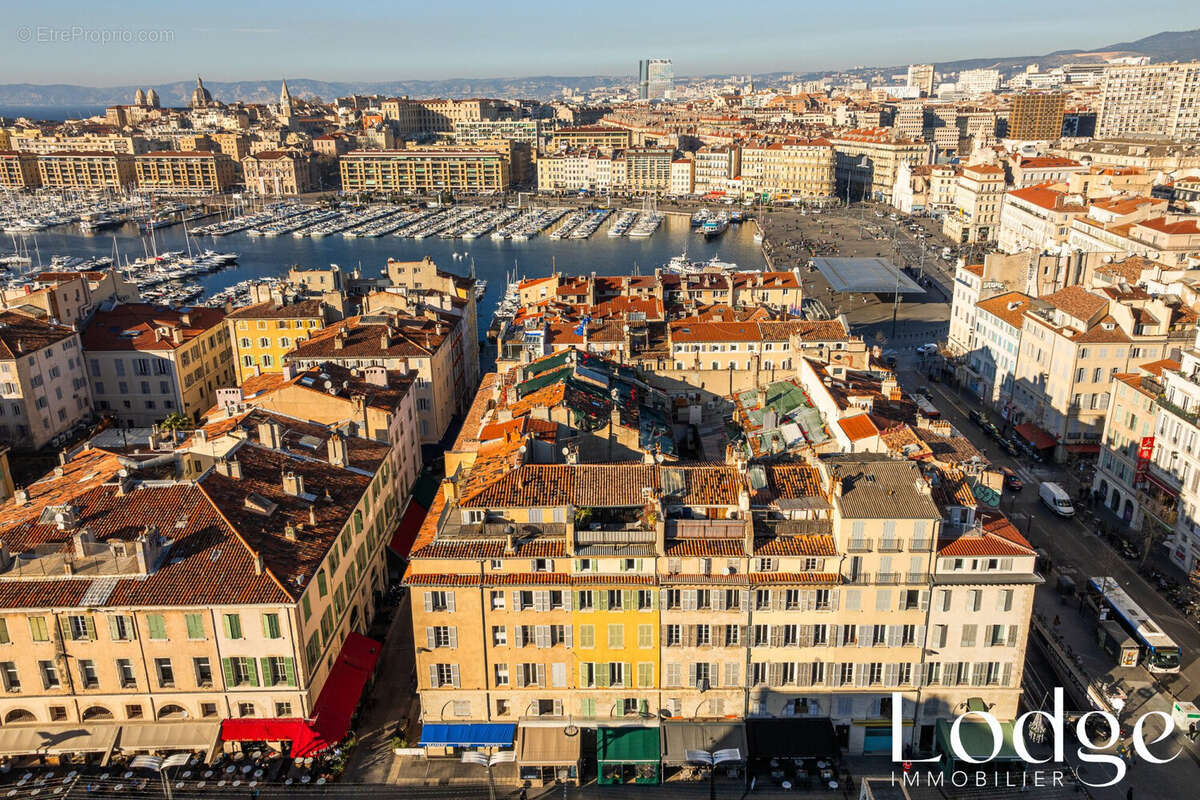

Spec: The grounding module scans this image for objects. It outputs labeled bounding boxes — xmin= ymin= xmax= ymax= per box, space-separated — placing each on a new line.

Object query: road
xmin=899 ymin=357 xmax=1200 ymax=708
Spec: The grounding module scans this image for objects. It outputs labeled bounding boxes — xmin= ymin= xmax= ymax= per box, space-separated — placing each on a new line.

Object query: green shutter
xmin=625 ymin=662 xmax=633 ymax=688
xmin=106 ymin=615 xmax=120 ymax=641
xmin=85 ymin=616 xmax=97 ymax=641
xmin=58 ymin=616 xmax=69 ymax=641
xmin=245 ymin=657 xmax=259 ymax=687
xmin=0 ymin=619 xmax=8 ymax=645
xmin=260 ymin=657 xmax=273 ymax=686
xmin=147 ymin=614 xmax=166 ymax=640
xmin=597 ymin=664 xmax=609 ymax=688
xmin=301 ymin=595 xmax=312 ymax=622
xmin=284 ymin=658 xmax=297 ymax=687
xmin=623 ymin=589 xmax=633 ymax=609
xmin=221 ymin=658 xmax=235 ymax=687
xmin=224 ymin=614 xmax=242 ymax=639
xmin=186 ymin=614 xmax=204 ymax=640
xmin=262 ymin=613 xmax=280 ymax=639
xmin=597 ymin=591 xmax=608 ymax=611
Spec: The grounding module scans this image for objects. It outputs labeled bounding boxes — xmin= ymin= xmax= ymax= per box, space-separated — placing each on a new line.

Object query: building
xmin=83 ymin=304 xmax=235 ymax=427
xmin=285 ymin=312 xmax=467 ymax=444
xmin=907 ymin=64 xmax=934 ymax=97
xmin=36 ymin=152 xmax=136 ymax=191
xmin=623 ymin=147 xmax=674 ymax=193
xmin=963 ymin=292 xmax=1033 ymax=409
xmin=638 ymin=59 xmax=674 ymax=100
xmin=0 ymin=408 xmax=398 ymax=745
xmin=339 ymin=148 xmax=511 ymax=194
xmin=404 ymin=447 xmax=1036 ymax=756
xmin=956 ymin=69 xmax=1002 ymax=96
xmin=1008 ymin=156 xmax=1086 ymax=189
xmin=829 ymin=129 xmax=929 ymax=201
xmin=11 ymin=133 xmax=150 ymax=156
xmin=1097 ymin=61 xmax=1200 ymax=141
xmin=227 ymin=296 xmax=330 ymax=384
xmin=381 ymin=97 xmax=511 ymax=135
xmin=0 ymin=312 xmax=90 ymax=450
xmin=1008 ymin=92 xmax=1066 ymax=141
xmin=741 ymin=140 xmax=835 ymax=200
xmin=0 ymin=269 xmax=138 ymax=329
xmin=0 ymin=151 xmax=41 ymax=189
xmin=242 ymin=150 xmax=315 ymax=196
xmin=454 ymin=120 xmax=540 ymax=147
xmin=1091 ymin=362 xmax=1165 ymax=541
xmin=134 ymin=151 xmax=238 ymax=194
xmin=668 ymin=157 xmax=694 ymax=197
xmin=942 ymin=165 xmax=1006 ymax=244
xmin=996 ymin=184 xmax=1088 ymax=254
xmin=549 ymin=127 xmax=632 ymax=153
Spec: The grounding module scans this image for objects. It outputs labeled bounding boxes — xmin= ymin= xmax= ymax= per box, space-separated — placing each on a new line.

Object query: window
xmin=125 ymin=704 xmax=143 ymax=719
xmin=146 ymin=614 xmax=167 ymax=641
xmin=607 ymin=624 xmax=624 ymax=649
xmin=68 ymin=614 xmax=95 ymax=641
xmin=275 ymin=702 xmax=293 ymax=717
xmin=108 ymin=615 xmax=135 ymax=641
xmin=223 ymin=613 xmax=243 ymax=639
xmin=79 ymin=659 xmax=98 ymax=689
xmin=201 ymin=703 xmax=218 ymax=718
xmin=492 ymin=626 xmax=507 ymax=646
xmin=494 ymin=664 xmax=509 ymax=686
xmin=194 ymin=658 xmax=213 ymax=687
xmin=185 ymin=614 xmax=205 ymax=640
xmin=116 ymin=659 xmax=136 ymax=688
xmin=29 ymin=616 xmax=49 ymax=642
xmin=40 ymin=660 xmax=60 ymax=690
xmin=155 ymin=658 xmax=175 ymax=688
xmin=262 ymin=613 xmax=282 ymax=639
xmin=266 ymin=657 xmax=292 ymax=686
xmin=431 ymin=664 xmax=459 ymax=688
xmin=49 ymin=706 xmax=68 ymax=722
xmin=490 ymin=591 xmax=505 ymax=610
xmin=0 ymin=662 xmax=18 ymax=691
xmin=238 ymin=703 xmax=256 ymax=718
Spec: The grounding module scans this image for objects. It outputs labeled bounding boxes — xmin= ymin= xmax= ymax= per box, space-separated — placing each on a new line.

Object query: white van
xmin=1039 ymin=482 xmax=1075 ymax=517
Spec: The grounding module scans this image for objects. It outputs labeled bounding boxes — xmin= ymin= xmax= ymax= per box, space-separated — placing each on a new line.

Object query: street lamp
xmin=685 ymin=747 xmax=742 ymax=800
xmin=461 ymin=750 xmax=515 ymax=800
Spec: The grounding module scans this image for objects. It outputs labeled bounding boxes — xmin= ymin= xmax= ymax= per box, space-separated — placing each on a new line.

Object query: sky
xmin=2 ymin=0 xmax=1197 ymax=85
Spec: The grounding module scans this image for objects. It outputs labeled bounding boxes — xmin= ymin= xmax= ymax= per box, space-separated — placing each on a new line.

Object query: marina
xmin=3 ymin=211 xmax=765 ymax=329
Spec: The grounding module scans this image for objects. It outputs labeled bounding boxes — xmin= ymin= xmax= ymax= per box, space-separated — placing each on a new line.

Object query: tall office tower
xmin=1008 ymin=91 xmax=1066 ymax=140
xmin=907 ymin=64 xmax=934 ymax=97
xmin=1097 ymin=61 xmax=1200 ymax=141
xmin=638 ymin=59 xmax=674 ymax=100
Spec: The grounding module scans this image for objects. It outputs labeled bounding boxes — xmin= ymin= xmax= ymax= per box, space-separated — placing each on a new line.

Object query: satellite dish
xmin=561 ymin=446 xmax=570 ymax=456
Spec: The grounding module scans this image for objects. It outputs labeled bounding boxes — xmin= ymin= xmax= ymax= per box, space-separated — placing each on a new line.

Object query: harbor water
xmin=15 ymin=211 xmax=766 ymax=325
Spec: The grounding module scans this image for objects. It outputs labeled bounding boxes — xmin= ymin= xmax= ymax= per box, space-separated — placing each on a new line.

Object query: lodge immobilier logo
xmin=889 ymin=688 xmax=1181 ymax=788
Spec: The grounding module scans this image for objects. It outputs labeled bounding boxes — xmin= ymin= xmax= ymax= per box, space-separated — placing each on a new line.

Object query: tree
xmin=160 ymin=412 xmax=193 ymax=433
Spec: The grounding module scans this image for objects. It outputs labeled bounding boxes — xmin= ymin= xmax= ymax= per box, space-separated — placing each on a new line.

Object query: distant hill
xmin=1 ymin=28 xmax=1199 ymax=108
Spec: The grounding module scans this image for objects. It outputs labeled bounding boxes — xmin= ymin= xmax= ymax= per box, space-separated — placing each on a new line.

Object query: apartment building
xmin=0 ymin=152 xmax=41 ymax=189
xmin=454 ymin=120 xmax=540 ymax=147
xmin=285 ymin=311 xmax=466 ymax=444
xmin=623 ymin=148 xmax=674 ymax=193
xmin=1007 ymin=92 xmax=1066 ymax=141
xmin=1097 ymin=61 xmax=1200 ymax=141
xmin=549 ymin=126 xmax=633 ymax=153
xmin=0 ymin=412 xmax=398 ymax=748
xmin=942 ymin=164 xmax=1005 ymax=244
xmin=227 ymin=296 xmax=330 ymax=384
xmin=829 ymin=129 xmax=929 ymax=201
xmin=1 ymin=270 xmax=141 ymax=327
xmin=381 ymin=97 xmax=510 ymax=135
xmin=907 ymin=64 xmax=934 ymax=97
xmin=668 ymin=158 xmax=694 ymax=197
xmin=242 ymin=150 xmax=315 ymax=196
xmin=1092 ymin=363 xmax=1163 ymax=536
xmin=339 ymin=148 xmax=512 ymax=194
xmin=83 ymin=304 xmax=235 ymax=427
xmin=0 ymin=312 xmax=90 ymax=450
xmin=134 ymin=151 xmax=237 ymax=194
xmin=36 ymin=152 xmax=136 ymax=190
xmin=536 ymin=149 xmax=626 ymax=194
xmin=741 ymin=139 xmax=836 ymax=200
xmin=11 ymin=132 xmax=150 ymax=156
xmin=996 ymin=184 xmax=1088 ymax=254
xmin=1069 ymin=202 xmax=1200 ymax=268
xmin=961 ymin=292 xmax=1033 ymax=409
xmin=891 ymin=163 xmax=956 ymax=214
xmin=1008 ymin=156 xmax=1086 ymax=189
xmin=1012 ymin=286 xmax=1191 ymax=451
xmin=692 ymin=145 xmax=741 ymax=195
xmin=404 ymin=450 xmax=1036 ymax=758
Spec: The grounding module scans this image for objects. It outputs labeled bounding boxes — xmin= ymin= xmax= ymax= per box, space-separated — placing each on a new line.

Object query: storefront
xmin=934 ymin=714 xmax=1021 ymax=779
xmin=659 ymin=720 xmax=746 ymax=781
xmin=418 ymin=723 xmax=516 ymax=752
xmin=746 ymin=719 xmax=839 ymax=789
xmin=516 ymin=724 xmax=581 ymax=786
xmin=596 ymin=726 xmax=660 ymax=785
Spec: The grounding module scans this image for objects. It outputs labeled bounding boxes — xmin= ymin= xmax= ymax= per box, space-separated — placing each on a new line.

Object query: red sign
xmin=1135 ymin=436 xmax=1155 ymax=488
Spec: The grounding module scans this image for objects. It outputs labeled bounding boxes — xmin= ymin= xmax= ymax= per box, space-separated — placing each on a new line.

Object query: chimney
xmin=253 ymin=552 xmax=265 ymax=574
xmin=283 ymin=523 xmax=297 ymax=542
xmin=282 ymin=363 xmax=297 ymax=381
xmin=218 ymin=457 xmax=242 ymax=479
xmin=327 ymin=431 xmax=348 ymax=468
xmin=181 ymin=312 xmax=192 ymax=327
xmin=257 ymin=419 xmax=283 ymax=449
xmin=13 ymin=489 xmax=28 ymax=505
xmin=334 ymin=331 xmax=347 ymax=350
xmin=282 ymin=471 xmax=305 ymax=497
xmin=309 ymin=506 xmax=317 ymax=526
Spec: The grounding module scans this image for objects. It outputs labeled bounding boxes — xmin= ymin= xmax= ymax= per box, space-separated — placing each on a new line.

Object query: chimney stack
xmin=257 ymin=419 xmax=283 ymax=449
xmin=327 ymin=432 xmax=348 ymax=468
xmin=282 ymin=471 xmax=305 ymax=497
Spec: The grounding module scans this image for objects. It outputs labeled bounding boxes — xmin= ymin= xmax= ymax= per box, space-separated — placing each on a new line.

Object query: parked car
xmin=968 ymin=409 xmax=986 ymax=426
xmin=983 ymin=421 xmax=1001 ymax=440
xmin=916 ymin=343 xmax=939 ymax=356
xmin=1002 ymin=467 xmax=1023 ymax=492
xmin=1000 ymin=438 xmax=1020 ymax=457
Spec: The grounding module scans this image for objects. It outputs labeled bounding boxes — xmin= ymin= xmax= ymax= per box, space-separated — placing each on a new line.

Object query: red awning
xmin=1144 ymin=470 xmax=1180 ymax=499
xmin=389 ymin=500 xmax=428 ymax=557
xmin=1015 ymin=422 xmax=1057 ymax=450
xmin=220 ymin=718 xmax=320 ymax=754
xmin=1065 ymin=444 xmax=1101 ymax=455
xmin=219 ymin=632 xmax=382 ymax=757
xmin=302 ymin=632 xmax=382 ymax=756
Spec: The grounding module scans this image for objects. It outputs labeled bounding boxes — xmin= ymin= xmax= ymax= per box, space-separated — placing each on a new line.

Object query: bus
xmin=1086 ymin=576 xmax=1181 ymax=673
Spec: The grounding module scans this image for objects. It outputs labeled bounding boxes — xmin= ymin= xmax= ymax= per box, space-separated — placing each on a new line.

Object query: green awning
xmin=934 ymin=718 xmax=1021 ymax=762
xmin=598 ymin=727 xmax=660 ymax=763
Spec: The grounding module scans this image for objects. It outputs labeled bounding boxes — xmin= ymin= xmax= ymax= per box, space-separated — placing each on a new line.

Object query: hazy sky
xmin=3 ymin=0 xmax=1196 ymax=85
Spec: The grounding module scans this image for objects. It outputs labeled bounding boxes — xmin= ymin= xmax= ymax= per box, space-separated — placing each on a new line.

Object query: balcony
xmin=909 ymin=539 xmax=933 ymax=552
xmin=878 ymin=540 xmax=903 ymax=553
xmin=845 ymin=572 xmax=872 ymax=585
xmin=905 ymin=571 xmax=930 ymax=584
xmin=847 ymin=539 xmax=872 ymax=553
xmin=1157 ymin=394 xmax=1199 ymax=426
xmin=875 ymin=572 xmax=901 ymax=585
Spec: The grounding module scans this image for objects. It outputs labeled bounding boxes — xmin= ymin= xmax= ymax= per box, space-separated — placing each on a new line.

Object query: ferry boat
xmin=700 ymin=212 xmax=730 ymax=240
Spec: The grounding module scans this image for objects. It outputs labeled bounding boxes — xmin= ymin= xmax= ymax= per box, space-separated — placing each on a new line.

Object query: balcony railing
xmin=906 ymin=571 xmax=930 ymax=584
xmin=909 ymin=539 xmax=933 ymax=552
xmin=878 ymin=540 xmax=903 ymax=553
xmin=847 ymin=539 xmax=872 ymax=553
xmin=844 ymin=572 xmax=872 ymax=585
xmin=1157 ymin=394 xmax=1199 ymax=425
xmin=876 ymin=572 xmax=901 ymax=585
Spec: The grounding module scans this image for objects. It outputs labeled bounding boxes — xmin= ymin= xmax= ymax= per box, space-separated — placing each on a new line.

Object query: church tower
xmin=279 ymin=79 xmax=293 ymax=122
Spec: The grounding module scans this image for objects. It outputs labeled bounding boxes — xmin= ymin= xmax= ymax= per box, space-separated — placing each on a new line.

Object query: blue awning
xmin=419 ymin=723 xmax=516 ymax=748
